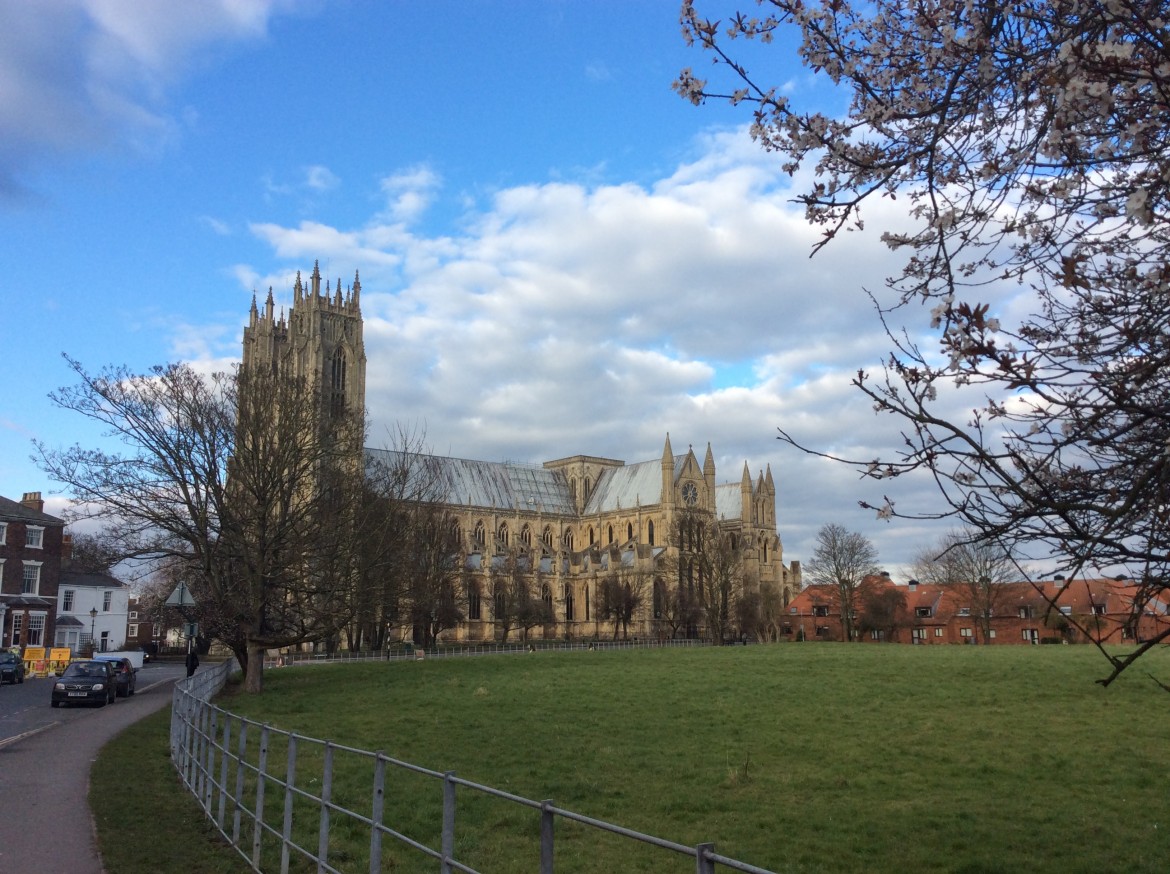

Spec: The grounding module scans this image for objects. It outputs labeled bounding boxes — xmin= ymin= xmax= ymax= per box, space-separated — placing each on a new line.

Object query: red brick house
xmin=783 ymin=574 xmax=1170 ymax=646
xmin=0 ymin=492 xmax=65 ymax=650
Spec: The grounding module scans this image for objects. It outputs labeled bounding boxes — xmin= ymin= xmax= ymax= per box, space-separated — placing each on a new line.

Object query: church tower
xmin=242 ymin=260 xmax=366 ymax=424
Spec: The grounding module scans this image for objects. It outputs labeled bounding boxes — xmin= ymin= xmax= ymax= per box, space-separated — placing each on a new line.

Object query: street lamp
xmin=89 ymin=607 xmax=97 ymax=653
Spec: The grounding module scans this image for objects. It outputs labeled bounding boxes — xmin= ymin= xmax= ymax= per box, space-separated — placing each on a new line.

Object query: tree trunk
xmin=244 ymin=643 xmax=266 ymax=693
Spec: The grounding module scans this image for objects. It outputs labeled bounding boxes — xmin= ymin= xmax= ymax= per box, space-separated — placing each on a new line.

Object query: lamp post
xmin=89 ymin=607 xmax=97 ymax=653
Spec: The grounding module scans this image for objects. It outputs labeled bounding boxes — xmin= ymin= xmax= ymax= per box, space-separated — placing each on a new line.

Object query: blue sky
xmin=1 ymin=1 xmax=964 ymax=572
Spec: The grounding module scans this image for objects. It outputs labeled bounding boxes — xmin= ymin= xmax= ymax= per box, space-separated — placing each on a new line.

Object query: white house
xmin=55 ymin=569 xmax=131 ymax=654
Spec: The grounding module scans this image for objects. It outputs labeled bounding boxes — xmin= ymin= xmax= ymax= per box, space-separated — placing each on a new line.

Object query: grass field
xmin=90 ymin=645 xmax=1170 ymax=872
xmin=180 ymin=643 xmax=1170 ymax=873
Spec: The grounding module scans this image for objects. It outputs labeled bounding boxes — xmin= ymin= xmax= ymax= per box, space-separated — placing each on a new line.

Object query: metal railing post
xmin=281 ymin=733 xmax=298 ymax=874
xmin=217 ymin=717 xmax=231 ymax=829
xmin=540 ymin=799 xmax=555 ymax=873
xmin=318 ymin=741 xmax=334 ymax=871
xmin=696 ymin=842 xmax=716 ymax=874
xmin=441 ymin=771 xmax=457 ymax=874
xmin=252 ymin=725 xmax=270 ymax=870
xmin=232 ymin=721 xmax=248 ymax=846
xmin=369 ymin=753 xmax=386 ymax=874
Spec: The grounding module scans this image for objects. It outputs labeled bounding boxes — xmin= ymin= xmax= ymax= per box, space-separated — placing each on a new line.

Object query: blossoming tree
xmin=676 ymin=0 xmax=1170 ymax=683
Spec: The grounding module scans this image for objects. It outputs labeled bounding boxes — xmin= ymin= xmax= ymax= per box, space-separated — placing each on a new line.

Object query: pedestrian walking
xmin=185 ymin=649 xmax=200 ymax=678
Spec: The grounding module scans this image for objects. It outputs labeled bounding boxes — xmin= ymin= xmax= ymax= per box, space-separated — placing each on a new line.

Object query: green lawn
xmin=97 ymin=644 xmax=1170 ymax=872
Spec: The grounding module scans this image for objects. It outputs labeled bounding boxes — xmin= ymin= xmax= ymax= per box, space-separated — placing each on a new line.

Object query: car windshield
xmin=63 ymin=663 xmax=104 ymax=678
xmin=0 ymin=654 xmax=17 ymax=664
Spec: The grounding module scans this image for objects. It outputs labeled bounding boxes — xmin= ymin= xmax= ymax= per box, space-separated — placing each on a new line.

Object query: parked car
xmin=94 ymin=655 xmax=137 ymax=697
xmin=50 ymin=660 xmax=117 ymax=707
xmin=0 ymin=651 xmax=24 ymax=684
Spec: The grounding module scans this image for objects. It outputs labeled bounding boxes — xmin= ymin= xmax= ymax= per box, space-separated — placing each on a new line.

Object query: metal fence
xmin=170 ymin=646 xmax=776 ymax=874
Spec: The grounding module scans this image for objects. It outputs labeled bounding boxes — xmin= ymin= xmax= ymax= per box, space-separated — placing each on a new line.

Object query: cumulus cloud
xmin=0 ymin=0 xmax=307 ymax=198
xmin=227 ymin=126 xmax=1005 ymax=569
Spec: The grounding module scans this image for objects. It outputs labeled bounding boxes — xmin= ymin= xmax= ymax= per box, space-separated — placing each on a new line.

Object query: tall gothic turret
xmin=242 ymin=260 xmax=366 ymax=423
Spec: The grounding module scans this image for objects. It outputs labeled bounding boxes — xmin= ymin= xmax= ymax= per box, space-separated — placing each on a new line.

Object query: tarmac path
xmin=0 ymin=667 xmax=182 ymax=874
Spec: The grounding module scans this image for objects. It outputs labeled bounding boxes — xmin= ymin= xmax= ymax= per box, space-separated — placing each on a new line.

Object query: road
xmin=0 ymin=662 xmax=186 ymax=874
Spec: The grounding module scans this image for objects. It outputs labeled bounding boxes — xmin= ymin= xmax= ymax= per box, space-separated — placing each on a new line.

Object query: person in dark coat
xmin=185 ymin=649 xmax=200 ymax=678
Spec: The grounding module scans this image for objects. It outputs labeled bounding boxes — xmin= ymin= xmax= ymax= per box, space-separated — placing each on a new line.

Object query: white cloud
xmin=304 ymin=164 xmax=340 ymax=192
xmin=230 ymin=126 xmax=978 ymax=569
xmin=0 ymin=0 xmax=309 ymax=197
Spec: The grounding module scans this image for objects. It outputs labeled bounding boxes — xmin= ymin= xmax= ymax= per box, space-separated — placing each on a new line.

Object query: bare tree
xmin=598 ymin=559 xmax=651 ymax=640
xmin=914 ymin=531 xmax=1018 ymax=645
xmin=804 ymin=524 xmax=879 ymax=642
xmin=37 ymin=357 xmax=365 ymax=693
xmin=66 ymin=531 xmax=122 ymax=574
xmin=677 ymin=1 xmax=1170 ymax=683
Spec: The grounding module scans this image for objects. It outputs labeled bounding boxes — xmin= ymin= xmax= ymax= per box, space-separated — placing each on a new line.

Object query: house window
xmin=870 ymin=629 xmax=884 ymax=640
xmin=1023 ymin=628 xmax=1039 ymax=643
xmin=63 ymin=590 xmax=75 ymax=612
xmin=934 ymin=627 xmax=944 ymax=637
xmin=1092 ymin=604 xmax=1106 ymax=616
xmin=960 ymin=627 xmax=973 ymax=638
xmin=915 ymin=606 xmax=932 ymax=618
xmin=129 ymin=610 xmax=138 ymax=620
xmin=912 ymin=628 xmax=926 ymax=643
xmin=958 ymin=607 xmax=971 ymax=616
xmin=989 ymin=630 xmax=997 ymax=639
xmin=27 ymin=614 xmax=45 ymax=646
xmin=1018 ymin=606 xmax=1035 ymax=619
xmin=22 ymin=561 xmax=42 ymax=594
xmin=1059 ymin=606 xmax=1072 ymax=615
xmin=103 ymin=591 xmax=112 ymax=611
xmin=26 ymin=526 xmax=44 ymax=549
xmin=0 ymin=522 xmax=6 ymax=544
xmin=99 ymin=631 xmax=110 ymax=652
xmin=813 ymin=605 xmax=829 ymax=617
xmin=128 ymin=623 xmax=139 ymax=638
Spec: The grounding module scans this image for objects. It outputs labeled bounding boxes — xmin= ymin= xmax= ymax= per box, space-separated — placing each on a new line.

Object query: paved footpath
xmin=0 ymin=672 xmax=179 ymax=874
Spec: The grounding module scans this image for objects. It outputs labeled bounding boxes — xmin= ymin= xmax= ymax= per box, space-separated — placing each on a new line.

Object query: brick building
xmin=784 ymin=574 xmax=1170 ymax=646
xmin=0 ymin=492 xmax=65 ymax=650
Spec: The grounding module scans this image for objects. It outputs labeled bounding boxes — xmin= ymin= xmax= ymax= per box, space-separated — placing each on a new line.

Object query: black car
xmin=0 ymin=651 xmax=24 ymax=684
xmin=95 ymin=656 xmax=137 ymax=697
xmin=51 ymin=660 xmax=117 ymax=707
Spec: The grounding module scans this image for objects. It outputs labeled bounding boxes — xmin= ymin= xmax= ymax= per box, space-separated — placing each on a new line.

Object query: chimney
xmin=908 ymin=579 xmax=918 ymax=591
xmin=62 ymin=533 xmax=74 ymax=561
xmin=20 ymin=491 xmax=44 ymax=513
xmin=1053 ymin=574 xmax=1065 ymax=589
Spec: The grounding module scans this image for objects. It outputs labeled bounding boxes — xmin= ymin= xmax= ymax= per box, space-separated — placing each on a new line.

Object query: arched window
xmin=607 ymin=525 xmax=614 ymax=544
xmin=584 ymin=585 xmax=590 ymax=620
xmin=564 ymin=585 xmax=575 ymax=621
xmin=563 ymin=529 xmax=574 ymax=551
xmin=468 ymin=583 xmax=482 ymax=621
xmin=584 ymin=476 xmax=592 ymax=502
xmin=450 ymin=520 xmax=462 ymax=549
xmin=474 ymin=521 xmax=485 ymax=547
xmin=647 ymin=520 xmax=655 ymax=546
xmin=588 ymin=526 xmax=595 ymax=545
xmin=627 ymin=522 xmax=634 ymax=542
xmin=762 ymin=540 xmax=768 ymax=563
xmin=498 ymin=522 xmax=509 ymax=547
xmin=570 ymin=478 xmax=577 ymax=503
xmin=542 ymin=526 xmax=553 ymax=548
xmin=729 ymin=533 xmax=738 ymax=551
xmin=652 ymin=580 xmax=664 ymax=619
xmin=521 ymin=524 xmax=532 ymax=547
xmin=329 ymin=346 xmax=347 ymax=414
xmin=542 ymin=583 xmax=553 ymax=617
xmin=494 ymin=583 xmax=505 ymax=620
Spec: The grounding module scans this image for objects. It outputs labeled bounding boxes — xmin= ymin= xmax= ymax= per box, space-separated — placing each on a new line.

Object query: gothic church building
xmin=244 ymin=263 xmax=801 ymax=642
